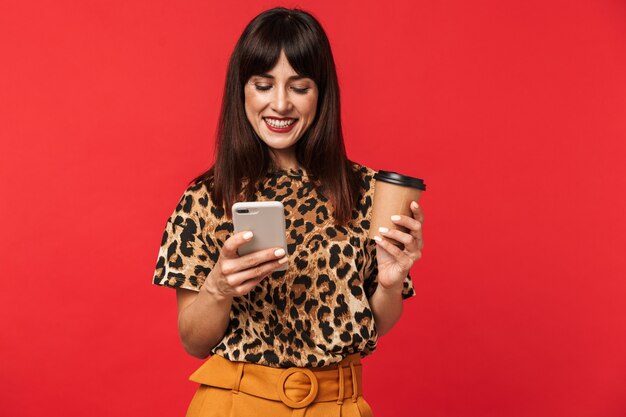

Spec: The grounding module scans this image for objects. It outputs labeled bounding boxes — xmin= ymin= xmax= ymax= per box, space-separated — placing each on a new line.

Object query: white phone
xmin=232 ymin=201 xmax=288 ymax=271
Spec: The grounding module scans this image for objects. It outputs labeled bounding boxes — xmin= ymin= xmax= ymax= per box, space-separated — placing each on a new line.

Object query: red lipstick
xmin=263 ymin=118 xmax=298 ymax=133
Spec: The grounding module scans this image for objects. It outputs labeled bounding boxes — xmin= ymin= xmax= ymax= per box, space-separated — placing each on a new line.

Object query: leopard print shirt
xmin=152 ymin=163 xmax=416 ymax=368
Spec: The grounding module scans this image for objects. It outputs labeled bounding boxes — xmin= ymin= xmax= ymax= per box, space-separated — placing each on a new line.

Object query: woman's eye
xmin=252 ymin=84 xmax=310 ymax=94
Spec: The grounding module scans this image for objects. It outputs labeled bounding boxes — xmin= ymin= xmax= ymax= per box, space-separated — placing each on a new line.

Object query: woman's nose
xmin=271 ymin=86 xmax=291 ymax=113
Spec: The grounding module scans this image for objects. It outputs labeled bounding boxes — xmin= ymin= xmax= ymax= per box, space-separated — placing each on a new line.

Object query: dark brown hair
xmin=191 ymin=7 xmax=361 ymax=225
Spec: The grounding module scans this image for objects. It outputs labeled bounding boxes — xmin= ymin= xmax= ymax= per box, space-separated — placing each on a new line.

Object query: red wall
xmin=2 ymin=1 xmax=626 ymax=416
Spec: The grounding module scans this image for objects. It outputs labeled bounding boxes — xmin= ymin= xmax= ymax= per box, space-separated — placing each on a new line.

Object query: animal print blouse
xmin=152 ymin=163 xmax=416 ymax=368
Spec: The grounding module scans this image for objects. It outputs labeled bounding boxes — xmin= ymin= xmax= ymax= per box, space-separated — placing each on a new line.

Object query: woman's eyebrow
xmin=256 ymin=73 xmax=308 ymax=81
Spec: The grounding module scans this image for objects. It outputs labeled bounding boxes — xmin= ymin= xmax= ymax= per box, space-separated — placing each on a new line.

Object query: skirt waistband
xmin=189 ymin=353 xmax=363 ymax=409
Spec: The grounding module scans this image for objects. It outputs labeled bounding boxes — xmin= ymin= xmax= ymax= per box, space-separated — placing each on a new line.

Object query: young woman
xmin=153 ymin=7 xmax=425 ymax=416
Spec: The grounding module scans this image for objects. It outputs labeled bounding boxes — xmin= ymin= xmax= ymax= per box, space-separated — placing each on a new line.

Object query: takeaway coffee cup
xmin=369 ymin=171 xmax=427 ymax=243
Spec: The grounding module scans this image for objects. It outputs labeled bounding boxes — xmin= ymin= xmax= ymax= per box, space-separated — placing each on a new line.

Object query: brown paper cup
xmin=369 ymin=171 xmax=426 ymax=247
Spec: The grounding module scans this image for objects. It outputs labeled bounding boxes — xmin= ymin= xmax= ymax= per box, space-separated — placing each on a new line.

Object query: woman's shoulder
xmin=171 ymin=174 xmax=225 ymax=219
xmin=350 ymin=161 xmax=376 ymax=176
xmin=180 ymin=174 xmax=213 ymax=200
xmin=349 ymin=161 xmax=377 ymax=189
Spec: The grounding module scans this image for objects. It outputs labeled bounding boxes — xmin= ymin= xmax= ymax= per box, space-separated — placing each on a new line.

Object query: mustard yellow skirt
xmin=185 ymin=353 xmax=374 ymax=417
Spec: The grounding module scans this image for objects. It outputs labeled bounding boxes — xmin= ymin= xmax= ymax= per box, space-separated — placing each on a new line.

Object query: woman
xmin=152 ymin=7 xmax=425 ymax=416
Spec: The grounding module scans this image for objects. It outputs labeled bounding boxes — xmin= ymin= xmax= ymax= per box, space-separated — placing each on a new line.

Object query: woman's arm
xmin=368 ymin=201 xmax=424 ymax=337
xmin=368 ymin=283 xmax=404 ymax=336
xmin=176 ymin=287 xmax=233 ymax=359
xmin=369 ymin=285 xmax=402 ymax=336
xmin=175 ymin=230 xmax=289 ymax=359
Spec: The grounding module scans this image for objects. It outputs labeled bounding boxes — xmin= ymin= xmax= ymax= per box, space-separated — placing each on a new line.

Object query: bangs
xmin=239 ymin=15 xmax=324 ymax=87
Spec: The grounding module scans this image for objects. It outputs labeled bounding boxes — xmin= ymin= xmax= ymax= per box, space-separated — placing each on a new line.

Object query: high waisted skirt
xmin=185 ymin=353 xmax=374 ymax=417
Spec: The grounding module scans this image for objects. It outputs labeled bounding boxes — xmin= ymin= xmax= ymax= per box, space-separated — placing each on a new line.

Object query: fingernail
xmin=391 ymin=215 xmax=401 ymax=221
xmin=373 ymin=236 xmax=382 ymax=242
xmin=243 ymin=231 xmax=253 ymax=240
xmin=411 ymin=201 xmax=419 ymax=209
xmin=274 ymin=248 xmax=286 ymax=257
xmin=278 ymin=255 xmax=289 ymax=264
xmin=378 ymin=227 xmax=389 ymax=233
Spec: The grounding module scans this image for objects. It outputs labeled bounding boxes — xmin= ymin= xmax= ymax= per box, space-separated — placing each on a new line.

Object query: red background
xmin=2 ymin=1 xmax=626 ymax=416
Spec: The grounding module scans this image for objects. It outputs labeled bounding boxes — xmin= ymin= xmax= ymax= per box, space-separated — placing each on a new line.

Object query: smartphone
xmin=232 ymin=201 xmax=288 ymax=271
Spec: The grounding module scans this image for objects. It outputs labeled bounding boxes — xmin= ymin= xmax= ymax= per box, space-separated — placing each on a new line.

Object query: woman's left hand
xmin=373 ymin=201 xmax=424 ymax=292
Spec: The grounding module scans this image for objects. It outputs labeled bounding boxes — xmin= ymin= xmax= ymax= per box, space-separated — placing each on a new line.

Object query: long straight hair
xmin=191 ymin=7 xmax=361 ymax=226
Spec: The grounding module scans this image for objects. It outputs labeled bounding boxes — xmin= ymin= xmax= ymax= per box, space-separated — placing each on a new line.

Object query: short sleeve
xmin=152 ymin=184 xmax=217 ymax=292
xmin=362 ymin=238 xmax=416 ymax=300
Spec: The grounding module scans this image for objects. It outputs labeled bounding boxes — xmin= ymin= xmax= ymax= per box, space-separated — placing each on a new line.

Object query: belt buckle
xmin=277 ymin=367 xmax=319 ymax=408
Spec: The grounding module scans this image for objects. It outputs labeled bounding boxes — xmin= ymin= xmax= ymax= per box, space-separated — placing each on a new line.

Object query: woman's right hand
xmin=202 ymin=230 xmax=289 ymax=299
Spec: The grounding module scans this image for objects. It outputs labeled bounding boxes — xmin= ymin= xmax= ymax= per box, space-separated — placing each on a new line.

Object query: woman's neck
xmin=269 ymin=150 xmax=303 ymax=171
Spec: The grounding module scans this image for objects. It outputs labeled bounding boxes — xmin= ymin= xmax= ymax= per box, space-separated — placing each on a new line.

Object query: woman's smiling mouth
xmin=263 ymin=117 xmax=298 ymax=132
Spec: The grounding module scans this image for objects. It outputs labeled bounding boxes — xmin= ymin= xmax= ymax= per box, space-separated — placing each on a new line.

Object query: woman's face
xmin=244 ymin=50 xmax=318 ymax=167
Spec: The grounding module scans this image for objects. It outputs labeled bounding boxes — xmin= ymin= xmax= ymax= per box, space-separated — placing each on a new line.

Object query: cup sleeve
xmin=152 ymin=187 xmax=216 ymax=292
xmin=362 ymin=238 xmax=416 ymax=300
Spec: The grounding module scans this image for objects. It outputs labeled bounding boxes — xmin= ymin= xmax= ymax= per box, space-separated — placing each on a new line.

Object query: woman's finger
xmin=233 ymin=275 xmax=266 ymax=296
xmin=390 ymin=214 xmax=422 ymax=235
xmin=221 ymin=246 xmax=287 ymax=275
xmin=410 ymin=226 xmax=423 ymax=250
xmin=225 ymin=257 xmax=287 ymax=288
xmin=410 ymin=201 xmax=424 ymax=224
xmin=379 ymin=227 xmax=422 ymax=262
xmin=373 ymin=235 xmax=413 ymax=271
xmin=377 ymin=227 xmax=415 ymax=248
xmin=391 ymin=215 xmax=422 ymax=250
xmin=221 ymin=230 xmax=255 ymax=259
